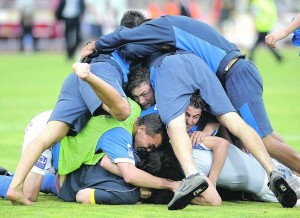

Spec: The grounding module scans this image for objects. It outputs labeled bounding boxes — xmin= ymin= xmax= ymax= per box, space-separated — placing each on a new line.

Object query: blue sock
xmin=40 ymin=174 xmax=58 ymax=195
xmin=0 ymin=175 xmax=12 ymax=198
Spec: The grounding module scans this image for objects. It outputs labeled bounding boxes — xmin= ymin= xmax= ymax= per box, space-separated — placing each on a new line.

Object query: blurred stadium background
xmin=0 ymin=0 xmax=299 ymax=54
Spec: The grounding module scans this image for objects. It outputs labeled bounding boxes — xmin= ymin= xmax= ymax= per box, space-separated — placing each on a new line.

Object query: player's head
xmin=120 ymin=10 xmax=147 ymax=28
xmin=137 ymin=145 xmax=184 ymax=204
xmin=127 ymin=67 xmax=155 ymax=110
xmin=185 ymin=93 xmax=205 ymax=131
xmin=133 ymin=114 xmax=167 ymax=153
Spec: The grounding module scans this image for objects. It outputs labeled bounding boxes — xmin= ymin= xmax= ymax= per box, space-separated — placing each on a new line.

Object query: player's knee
xmin=209 ymin=195 xmax=222 ymax=206
xmin=40 ymin=121 xmax=70 ymax=148
xmin=76 ymin=189 xmax=90 ymax=204
xmin=203 ymin=194 xmax=222 ymax=206
xmin=191 ymin=194 xmax=222 ymax=206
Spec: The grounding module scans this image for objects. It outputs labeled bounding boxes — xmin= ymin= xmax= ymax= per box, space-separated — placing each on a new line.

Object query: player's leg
xmin=273 ymin=159 xmax=300 ymax=199
xmin=263 ymin=134 xmax=300 ymax=174
xmin=7 ymin=121 xmax=69 ymax=205
xmin=73 ymin=62 xmax=130 ymax=120
xmin=153 ymin=54 xmax=209 ymax=210
xmin=19 ymin=111 xmax=55 ymax=201
xmin=225 ymin=59 xmax=297 ymax=207
xmin=190 ymin=176 xmax=221 ymax=206
xmin=23 ymin=148 xmax=55 ymax=201
xmin=0 ymin=175 xmax=12 ymax=198
xmin=76 ymin=187 xmax=140 ymax=205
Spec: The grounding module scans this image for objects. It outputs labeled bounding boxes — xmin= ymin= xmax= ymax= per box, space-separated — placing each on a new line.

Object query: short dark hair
xmin=120 ymin=10 xmax=146 ymax=28
xmin=190 ymin=93 xmax=206 ymax=109
xmin=137 ymin=145 xmax=184 ymax=204
xmin=126 ymin=66 xmax=150 ymax=97
xmin=137 ymin=114 xmax=165 ymax=137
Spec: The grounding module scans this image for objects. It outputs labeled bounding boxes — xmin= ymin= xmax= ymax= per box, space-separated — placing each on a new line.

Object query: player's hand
xmin=265 ymin=30 xmax=288 ymax=48
xmin=72 ymin=62 xmax=91 ymax=81
xmin=140 ymin=188 xmax=152 ymax=199
xmin=80 ymin=41 xmax=96 ymax=60
xmin=189 ymin=131 xmax=209 ymax=145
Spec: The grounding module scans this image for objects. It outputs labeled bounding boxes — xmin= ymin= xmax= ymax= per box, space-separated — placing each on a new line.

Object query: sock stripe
xmin=90 ymin=189 xmax=96 ymax=204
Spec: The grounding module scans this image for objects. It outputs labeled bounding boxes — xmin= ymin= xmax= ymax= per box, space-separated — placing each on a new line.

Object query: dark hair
xmin=137 ymin=114 xmax=165 ymax=137
xmin=137 ymin=145 xmax=184 ymax=204
xmin=137 ymin=18 xmax=153 ymax=26
xmin=126 ymin=66 xmax=150 ymax=97
xmin=120 ymin=10 xmax=146 ymax=28
xmin=190 ymin=93 xmax=206 ymax=109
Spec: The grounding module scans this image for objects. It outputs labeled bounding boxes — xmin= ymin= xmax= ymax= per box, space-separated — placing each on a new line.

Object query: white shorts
xmin=250 ymin=173 xmax=277 ymax=202
xmin=244 ymin=159 xmax=295 ymax=202
xmin=22 ymin=110 xmax=54 ymax=175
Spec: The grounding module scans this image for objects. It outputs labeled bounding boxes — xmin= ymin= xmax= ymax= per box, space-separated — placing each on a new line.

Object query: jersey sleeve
xmin=140 ymin=104 xmax=159 ymax=117
xmin=96 ymin=127 xmax=135 ymax=164
xmin=95 ymin=18 xmax=176 ymax=55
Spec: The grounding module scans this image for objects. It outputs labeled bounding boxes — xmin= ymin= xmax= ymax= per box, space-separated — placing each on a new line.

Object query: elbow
xmin=100 ymin=156 xmax=109 ymax=170
xmin=122 ymin=171 xmax=134 ymax=184
xmin=114 ymin=105 xmax=131 ymax=121
xmin=223 ymin=140 xmax=230 ymax=149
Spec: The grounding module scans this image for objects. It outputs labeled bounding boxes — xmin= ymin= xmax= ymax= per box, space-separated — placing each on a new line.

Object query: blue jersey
xmin=90 ymin=51 xmax=129 ymax=85
xmin=49 ymin=52 xmax=128 ymax=135
xmin=140 ymin=104 xmax=159 ymax=117
xmin=95 ymin=15 xmax=243 ymax=78
xmin=148 ymin=52 xmax=236 ymax=125
xmin=95 ymin=15 xmax=273 ymax=137
xmin=57 ymin=126 xmax=140 ymax=204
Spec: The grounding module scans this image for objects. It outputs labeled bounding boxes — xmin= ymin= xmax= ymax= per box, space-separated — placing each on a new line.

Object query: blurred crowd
xmin=0 ymin=0 xmax=299 ymax=59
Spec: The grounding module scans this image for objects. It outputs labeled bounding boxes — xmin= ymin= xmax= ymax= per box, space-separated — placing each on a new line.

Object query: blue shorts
xmin=225 ymin=59 xmax=273 ymax=138
xmin=49 ymin=61 xmax=126 ymax=134
xmin=58 ymin=160 xmax=140 ymax=204
xmin=150 ymin=52 xmax=236 ymax=125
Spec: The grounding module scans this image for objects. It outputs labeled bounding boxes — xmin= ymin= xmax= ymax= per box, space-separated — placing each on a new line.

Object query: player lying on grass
xmin=137 ymin=95 xmax=300 ymax=206
xmin=138 ymin=144 xmax=300 ymax=206
xmin=0 ymin=111 xmax=177 ymax=205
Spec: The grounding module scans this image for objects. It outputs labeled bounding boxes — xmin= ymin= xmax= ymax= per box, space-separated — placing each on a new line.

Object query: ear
xmin=138 ymin=125 xmax=147 ymax=133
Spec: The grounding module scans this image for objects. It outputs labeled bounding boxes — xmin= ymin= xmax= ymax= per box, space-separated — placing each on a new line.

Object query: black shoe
xmin=168 ymin=173 xmax=209 ymax=210
xmin=269 ymin=171 xmax=297 ymax=208
xmin=0 ymin=166 xmax=8 ymax=176
xmin=0 ymin=166 xmax=13 ymax=176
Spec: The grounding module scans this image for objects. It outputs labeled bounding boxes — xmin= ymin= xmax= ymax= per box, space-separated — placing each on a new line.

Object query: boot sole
xmin=273 ymin=176 xmax=297 ymax=208
xmin=168 ymin=180 xmax=208 ymax=210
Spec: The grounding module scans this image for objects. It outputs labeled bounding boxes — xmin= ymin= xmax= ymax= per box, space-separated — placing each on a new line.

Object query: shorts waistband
xmin=218 ymin=55 xmax=245 ymax=84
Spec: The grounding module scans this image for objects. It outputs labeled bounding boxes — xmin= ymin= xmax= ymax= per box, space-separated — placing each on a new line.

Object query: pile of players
xmin=1 ymin=10 xmax=300 ymax=210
